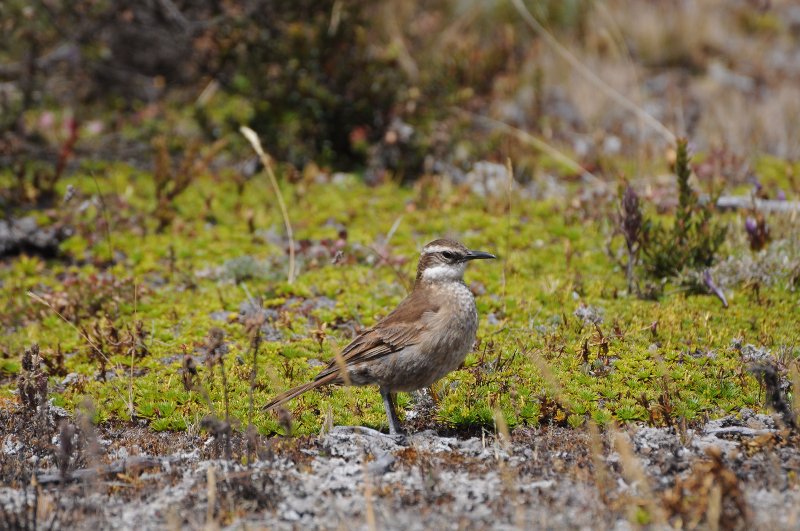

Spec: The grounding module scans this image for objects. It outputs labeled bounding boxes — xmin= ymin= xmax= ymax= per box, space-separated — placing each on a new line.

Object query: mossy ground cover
xmin=1 ymin=163 xmax=798 ymax=436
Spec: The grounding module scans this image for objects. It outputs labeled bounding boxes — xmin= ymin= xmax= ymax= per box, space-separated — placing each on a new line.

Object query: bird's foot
xmin=328 ymin=425 xmax=408 ymax=445
xmin=386 ymin=432 xmax=408 ymax=445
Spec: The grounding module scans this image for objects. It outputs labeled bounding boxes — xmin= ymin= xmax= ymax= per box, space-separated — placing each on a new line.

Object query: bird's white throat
xmin=421 ymin=262 xmax=467 ymax=282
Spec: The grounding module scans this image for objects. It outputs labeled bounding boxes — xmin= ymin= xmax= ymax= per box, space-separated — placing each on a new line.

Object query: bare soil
xmin=1 ymin=405 xmax=799 ymax=530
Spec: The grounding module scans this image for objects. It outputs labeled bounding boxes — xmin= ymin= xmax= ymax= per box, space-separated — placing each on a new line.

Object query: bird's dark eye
xmin=441 ymin=251 xmax=456 ymax=261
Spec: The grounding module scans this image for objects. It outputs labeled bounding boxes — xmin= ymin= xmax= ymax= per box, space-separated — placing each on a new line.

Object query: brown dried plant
xmin=152 ymin=136 xmax=227 ymax=232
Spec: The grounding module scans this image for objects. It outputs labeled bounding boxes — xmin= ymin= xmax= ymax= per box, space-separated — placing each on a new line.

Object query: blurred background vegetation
xmin=3 ymin=0 xmax=799 ymax=189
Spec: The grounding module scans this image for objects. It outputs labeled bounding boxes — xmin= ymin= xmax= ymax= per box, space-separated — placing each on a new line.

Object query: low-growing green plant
xmin=0 ymin=162 xmax=790 ymax=437
xmin=591 ymin=408 xmax=613 ymax=426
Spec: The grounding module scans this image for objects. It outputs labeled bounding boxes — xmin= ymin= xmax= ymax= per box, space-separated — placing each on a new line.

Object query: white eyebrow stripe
xmin=422 ymin=246 xmax=454 ymax=254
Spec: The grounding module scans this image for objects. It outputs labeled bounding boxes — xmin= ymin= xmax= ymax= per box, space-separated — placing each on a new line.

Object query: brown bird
xmin=264 ymin=238 xmax=495 ymax=435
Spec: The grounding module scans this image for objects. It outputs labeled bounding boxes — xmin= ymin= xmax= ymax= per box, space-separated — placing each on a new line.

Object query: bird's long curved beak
xmin=465 ymin=250 xmax=496 ymax=261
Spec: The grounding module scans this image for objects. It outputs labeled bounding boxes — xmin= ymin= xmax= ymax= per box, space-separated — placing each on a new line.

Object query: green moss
xmin=1 ymin=160 xmax=798 ymax=436
xmin=754 ymin=155 xmax=800 ymax=195
xmin=1 ymin=359 xmax=20 ymax=375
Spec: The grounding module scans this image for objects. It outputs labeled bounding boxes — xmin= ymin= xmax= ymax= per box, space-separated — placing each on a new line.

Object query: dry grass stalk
xmin=791 ymin=364 xmax=800 ymax=426
xmin=662 ymin=446 xmax=751 ymax=529
xmin=455 ymin=109 xmax=601 ymax=184
xmin=127 ymin=281 xmax=140 ymax=419
xmin=493 ymin=408 xmax=525 ymax=529
xmin=493 ymin=407 xmax=512 ymax=451
xmin=525 ymin=348 xmax=566 ymax=405
xmin=242 ymin=292 xmax=265 ymax=431
xmin=320 ymin=404 xmax=334 ymax=436
xmin=206 ymin=465 xmax=218 ymax=531
xmin=707 ymin=484 xmax=722 ymax=531
xmin=240 ymin=126 xmax=296 ymax=284
xmin=330 ymin=338 xmax=352 ymax=387
xmin=362 ymin=459 xmax=377 ymax=531
xmin=611 ymin=427 xmax=667 ymax=525
xmin=587 ymin=420 xmax=613 ymax=504
xmin=501 ymin=158 xmax=513 ymax=316
xmin=509 ymin=0 xmax=676 ymax=147
xmin=90 ymin=172 xmax=115 ymax=261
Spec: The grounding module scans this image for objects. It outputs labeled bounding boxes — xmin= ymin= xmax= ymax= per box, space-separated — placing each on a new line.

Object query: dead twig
xmin=714 ymin=196 xmax=800 ymax=213
xmin=703 ymin=269 xmax=728 ymax=309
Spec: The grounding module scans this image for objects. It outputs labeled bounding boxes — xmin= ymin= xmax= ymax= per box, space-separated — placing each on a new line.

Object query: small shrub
xmin=3 ymin=119 xmax=78 ymax=208
xmin=152 ymin=136 xmax=226 ymax=232
xmin=228 ymin=1 xmax=405 ymax=169
xmin=641 ymin=139 xmax=726 ymax=281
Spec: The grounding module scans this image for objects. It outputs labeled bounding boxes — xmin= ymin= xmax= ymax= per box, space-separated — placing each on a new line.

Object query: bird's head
xmin=416 ymin=239 xmax=496 ymax=284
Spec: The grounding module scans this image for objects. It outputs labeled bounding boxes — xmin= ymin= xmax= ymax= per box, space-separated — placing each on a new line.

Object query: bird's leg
xmin=324 ymin=389 xmax=406 ymax=445
xmin=380 ymin=387 xmax=403 ymax=435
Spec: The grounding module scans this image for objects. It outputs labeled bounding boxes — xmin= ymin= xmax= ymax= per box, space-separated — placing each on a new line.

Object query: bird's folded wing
xmin=314 ymin=290 xmax=440 ymax=380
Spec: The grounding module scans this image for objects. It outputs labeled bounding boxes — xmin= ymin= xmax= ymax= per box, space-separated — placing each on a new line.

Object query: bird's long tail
xmin=263 ymin=372 xmax=340 ymax=411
